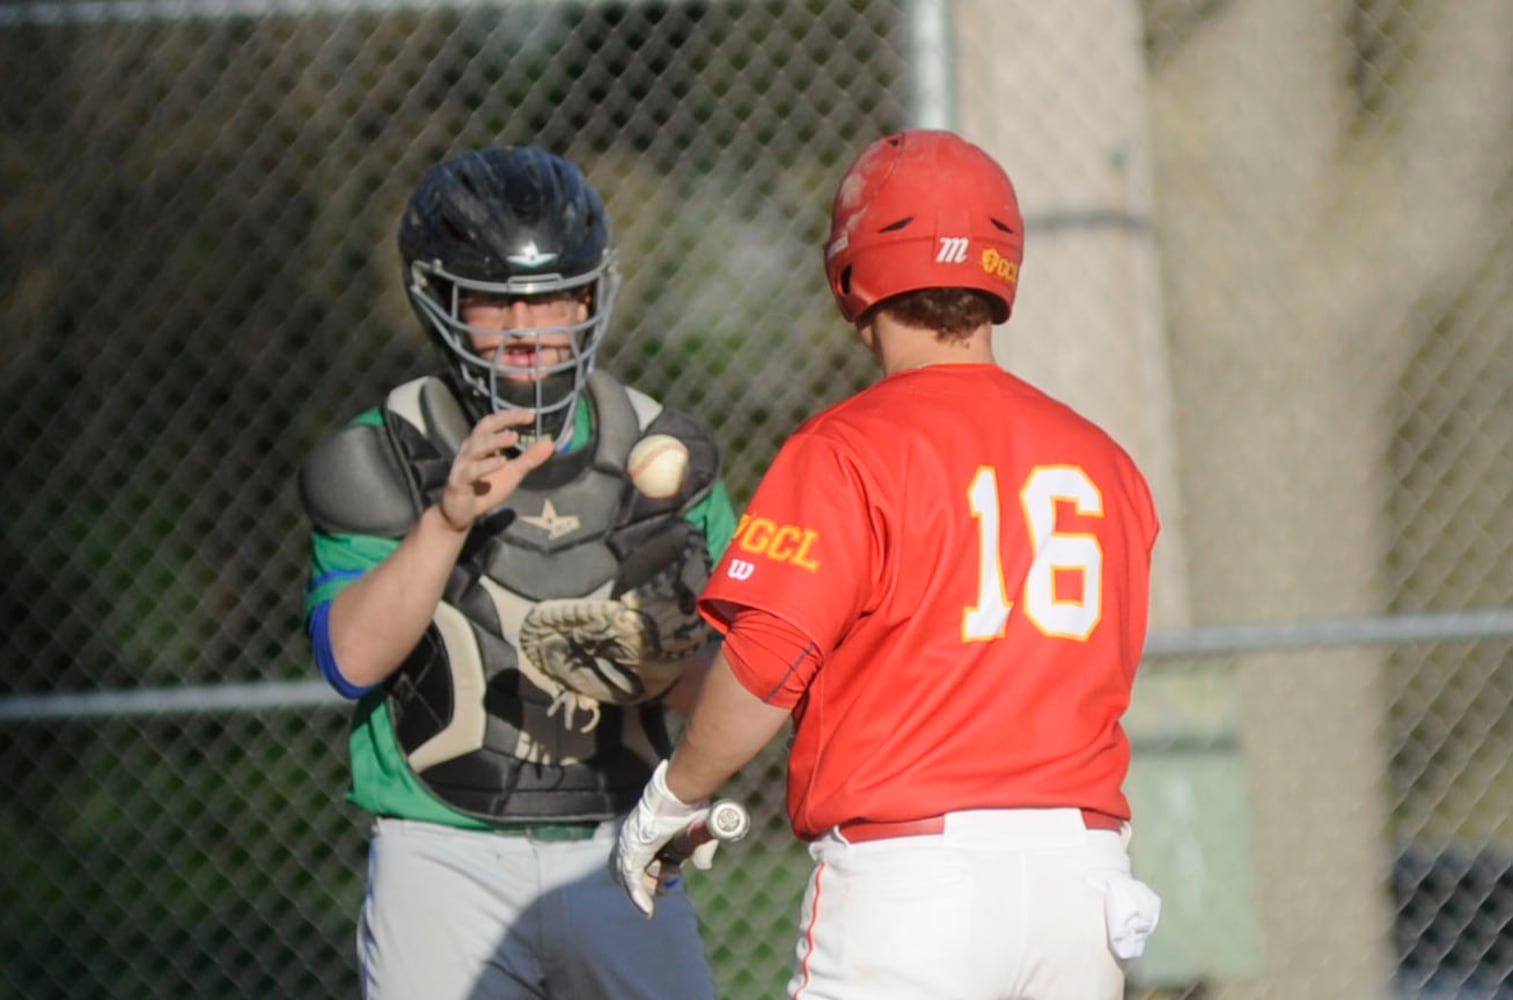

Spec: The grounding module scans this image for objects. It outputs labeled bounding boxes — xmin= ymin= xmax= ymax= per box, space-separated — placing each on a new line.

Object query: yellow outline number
xmin=963 ymin=465 xmax=1104 ymax=643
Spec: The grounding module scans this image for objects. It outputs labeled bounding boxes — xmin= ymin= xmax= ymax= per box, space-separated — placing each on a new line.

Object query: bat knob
xmin=708 ymin=800 xmax=752 ymax=842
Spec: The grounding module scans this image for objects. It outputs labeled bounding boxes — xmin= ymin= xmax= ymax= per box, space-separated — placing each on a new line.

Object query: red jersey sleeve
xmin=720 ymin=607 xmax=822 ymax=709
xmin=700 ymin=431 xmax=881 ymax=657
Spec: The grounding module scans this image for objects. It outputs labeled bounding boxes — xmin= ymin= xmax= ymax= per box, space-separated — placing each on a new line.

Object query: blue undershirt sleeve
xmin=309 ymin=600 xmax=381 ymax=699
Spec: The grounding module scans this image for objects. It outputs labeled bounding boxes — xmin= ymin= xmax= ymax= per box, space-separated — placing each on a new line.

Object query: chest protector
xmin=301 ymin=372 xmax=720 ymax=822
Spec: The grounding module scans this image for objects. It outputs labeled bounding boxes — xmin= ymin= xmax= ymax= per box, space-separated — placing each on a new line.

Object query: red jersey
xmin=699 ymin=364 xmax=1158 ymax=841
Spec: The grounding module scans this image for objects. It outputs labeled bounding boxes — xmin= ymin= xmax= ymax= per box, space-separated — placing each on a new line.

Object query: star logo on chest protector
xmin=520 ymin=499 xmax=581 ymax=540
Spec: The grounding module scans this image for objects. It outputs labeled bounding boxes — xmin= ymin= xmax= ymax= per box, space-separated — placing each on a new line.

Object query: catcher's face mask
xmin=408 ymin=259 xmax=620 ymax=445
xmin=397 ymin=145 xmax=622 ymax=444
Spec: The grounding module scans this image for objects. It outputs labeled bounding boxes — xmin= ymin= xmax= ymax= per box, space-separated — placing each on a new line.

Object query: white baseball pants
xmin=786 ymin=808 xmax=1160 ymax=1000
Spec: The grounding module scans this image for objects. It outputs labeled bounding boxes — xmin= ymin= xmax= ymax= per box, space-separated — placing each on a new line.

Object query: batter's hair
xmin=867 ymin=287 xmax=997 ymax=343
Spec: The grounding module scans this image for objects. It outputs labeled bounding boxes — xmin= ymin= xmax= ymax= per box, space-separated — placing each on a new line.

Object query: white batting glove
xmin=686 ymin=834 xmax=720 ymax=872
xmin=611 ymin=760 xmax=712 ymax=918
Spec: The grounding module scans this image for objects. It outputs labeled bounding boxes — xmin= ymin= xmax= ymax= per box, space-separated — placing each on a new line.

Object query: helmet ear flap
xmin=828 ymin=264 xmax=860 ymax=323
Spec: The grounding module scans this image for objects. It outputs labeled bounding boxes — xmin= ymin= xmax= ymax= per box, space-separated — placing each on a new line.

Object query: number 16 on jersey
xmin=963 ymin=465 xmax=1104 ymax=643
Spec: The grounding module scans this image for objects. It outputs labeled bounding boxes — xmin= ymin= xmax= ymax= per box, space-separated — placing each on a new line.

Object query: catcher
xmin=296 ymin=146 xmax=734 ymax=999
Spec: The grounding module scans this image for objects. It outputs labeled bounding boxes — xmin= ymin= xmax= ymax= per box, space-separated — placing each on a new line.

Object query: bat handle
xmin=655 ymin=799 xmax=752 ymax=866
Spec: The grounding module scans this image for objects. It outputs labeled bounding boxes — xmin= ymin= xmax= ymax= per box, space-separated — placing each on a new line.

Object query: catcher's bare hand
xmin=439 ymin=410 xmax=554 ymax=531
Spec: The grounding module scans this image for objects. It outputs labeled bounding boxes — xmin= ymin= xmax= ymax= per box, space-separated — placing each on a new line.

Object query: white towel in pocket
xmin=1104 ymin=875 xmax=1162 ymax=960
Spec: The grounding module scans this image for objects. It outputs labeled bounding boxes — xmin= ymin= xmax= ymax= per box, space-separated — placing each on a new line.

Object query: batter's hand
xmin=611 ymin=760 xmax=714 ymax=918
xmin=438 ymin=410 xmax=555 ymax=531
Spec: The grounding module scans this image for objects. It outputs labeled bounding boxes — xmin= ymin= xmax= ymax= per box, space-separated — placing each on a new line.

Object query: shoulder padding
xmin=298 ymin=422 xmax=421 ymax=537
xmin=622 ymin=383 xmax=665 ymax=431
xmin=643 ymin=407 xmax=720 ymax=507
xmin=587 ymin=371 xmax=716 ymax=502
xmin=587 ymin=371 xmax=642 ymax=468
xmin=589 ymin=371 xmax=720 ymax=513
xmin=386 ymin=376 xmax=472 ymax=452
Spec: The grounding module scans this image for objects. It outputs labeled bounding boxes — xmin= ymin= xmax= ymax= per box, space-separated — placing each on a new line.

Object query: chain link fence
xmin=2 ymin=1 xmax=1510 ymax=997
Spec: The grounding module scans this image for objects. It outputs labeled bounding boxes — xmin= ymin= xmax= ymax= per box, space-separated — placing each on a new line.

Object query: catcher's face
xmin=461 ymin=290 xmax=587 ymax=384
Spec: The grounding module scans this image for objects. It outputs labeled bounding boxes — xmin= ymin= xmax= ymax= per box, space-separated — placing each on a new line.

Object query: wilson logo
xmin=727 ymin=559 xmax=756 ymax=581
xmin=936 ymin=236 xmax=969 ymax=263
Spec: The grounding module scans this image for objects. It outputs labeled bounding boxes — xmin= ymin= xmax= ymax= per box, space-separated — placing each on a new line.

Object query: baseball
xmin=626 ymin=433 xmax=690 ymax=499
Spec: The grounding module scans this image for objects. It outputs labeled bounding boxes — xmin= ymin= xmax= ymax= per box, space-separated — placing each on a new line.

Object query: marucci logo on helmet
xmin=936 ymin=237 xmax=969 ymax=263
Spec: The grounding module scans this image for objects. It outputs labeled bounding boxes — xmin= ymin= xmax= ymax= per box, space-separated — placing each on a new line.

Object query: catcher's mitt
xmin=517 ymin=532 xmax=712 ymax=714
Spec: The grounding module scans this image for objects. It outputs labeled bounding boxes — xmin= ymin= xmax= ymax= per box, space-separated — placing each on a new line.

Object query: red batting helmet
xmin=824 ymin=130 xmax=1024 ymax=324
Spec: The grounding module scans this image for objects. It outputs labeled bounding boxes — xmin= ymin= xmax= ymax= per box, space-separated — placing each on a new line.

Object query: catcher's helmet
xmin=398 ymin=146 xmax=621 ymax=442
xmin=824 ymin=130 xmax=1023 ymax=325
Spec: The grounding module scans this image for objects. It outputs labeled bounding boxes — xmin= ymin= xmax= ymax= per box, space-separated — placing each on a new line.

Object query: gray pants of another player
xmin=359 ymin=817 xmax=716 ymax=1000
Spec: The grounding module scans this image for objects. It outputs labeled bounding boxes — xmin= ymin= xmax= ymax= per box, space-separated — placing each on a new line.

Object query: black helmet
xmin=398 ymin=146 xmax=621 ymax=443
